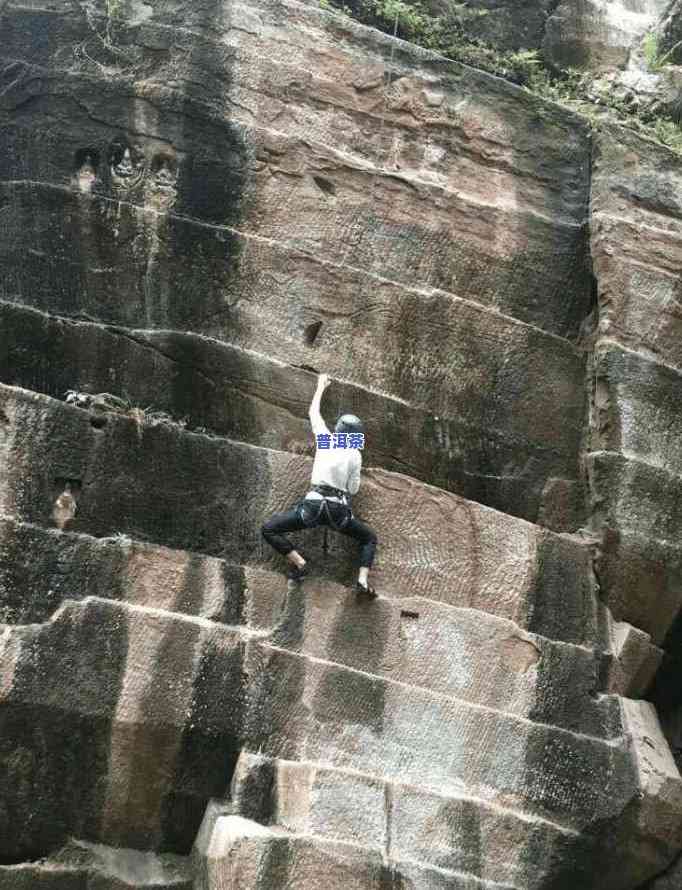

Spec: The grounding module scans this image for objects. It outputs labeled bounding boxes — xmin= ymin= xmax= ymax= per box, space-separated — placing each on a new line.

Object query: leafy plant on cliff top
xmin=650 ymin=116 xmax=682 ymax=150
xmin=643 ymin=29 xmax=682 ymax=71
xmin=643 ymin=31 xmax=662 ymax=70
xmin=320 ymin=0 xmax=682 ymax=155
xmin=107 ymin=0 xmax=123 ymax=18
xmin=105 ymin=0 xmax=126 ymax=45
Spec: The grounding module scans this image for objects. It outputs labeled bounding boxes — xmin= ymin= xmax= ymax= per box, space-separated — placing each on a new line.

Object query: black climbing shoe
xmin=355 ymin=581 xmax=377 ymax=600
xmin=287 ymin=562 xmax=308 ymax=583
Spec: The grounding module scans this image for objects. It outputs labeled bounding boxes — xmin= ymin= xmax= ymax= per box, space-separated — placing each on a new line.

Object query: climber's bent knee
xmin=359 ymin=525 xmax=378 ymax=569
xmin=361 ymin=539 xmax=377 ymax=569
xmin=262 ymin=529 xmax=295 ymax=557
xmin=261 ymin=507 xmax=306 ymax=557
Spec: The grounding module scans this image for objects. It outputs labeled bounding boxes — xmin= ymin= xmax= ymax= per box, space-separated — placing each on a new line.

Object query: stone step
xmin=0 ymin=514 xmax=287 ymax=631
xmin=594 ymin=339 xmax=682 ymax=479
xmin=0 ymin=596 xmax=248 ymax=860
xmin=591 ymin=124 xmax=682 ymax=374
xmin=1 ymin=584 xmax=592 ymax=871
xmin=239 ymin=641 xmax=682 ymax=886
xmin=0 ymin=298 xmax=583 ymax=530
xmin=1 ymin=514 xmax=658 ymax=734
xmin=229 ymin=752 xmax=588 ymax=890
xmin=271 ymin=580 xmax=620 ymax=740
xmin=586 ymin=450 xmax=682 ymax=645
xmin=0 ymin=382 xmax=600 ymax=646
xmin=1 ymin=590 xmax=676 ymax=886
xmin=603 ymin=616 xmax=662 ymax=699
xmin=242 ymin=639 xmax=632 ymax=827
xmin=0 ymin=839 xmax=192 ymax=890
xmin=193 ymin=806 xmax=520 ymax=890
xmin=587 ymin=337 xmax=682 ymax=648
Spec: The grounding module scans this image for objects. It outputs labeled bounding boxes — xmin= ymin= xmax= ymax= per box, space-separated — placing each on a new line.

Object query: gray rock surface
xmin=0 ymin=840 xmax=192 ymax=890
xmin=544 ymin=0 xmax=670 ymax=71
xmin=588 ymin=125 xmax=682 ymax=651
xmin=450 ymin=0 xmax=556 ymax=51
xmin=0 ymin=383 xmax=598 ymax=641
xmin=0 ymin=299 xmax=586 ymax=530
xmin=2 ymin=0 xmax=682 ymax=888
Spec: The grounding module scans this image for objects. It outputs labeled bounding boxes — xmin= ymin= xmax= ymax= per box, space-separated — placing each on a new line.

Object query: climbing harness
xmin=297 ymin=484 xmax=352 ymax=533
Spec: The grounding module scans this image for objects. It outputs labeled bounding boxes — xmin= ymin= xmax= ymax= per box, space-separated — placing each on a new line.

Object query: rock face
xmin=421 ymin=0 xmax=672 ymax=71
xmin=429 ymin=0 xmax=556 ymax=52
xmin=543 ymin=0 xmax=670 ymax=71
xmin=2 ymin=0 xmax=682 ymax=888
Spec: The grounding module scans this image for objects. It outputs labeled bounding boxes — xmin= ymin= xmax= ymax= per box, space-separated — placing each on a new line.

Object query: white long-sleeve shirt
xmin=306 ymin=403 xmax=361 ymax=503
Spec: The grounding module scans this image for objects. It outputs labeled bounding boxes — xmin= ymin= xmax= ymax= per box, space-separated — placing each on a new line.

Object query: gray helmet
xmin=335 ymin=414 xmax=364 ymax=435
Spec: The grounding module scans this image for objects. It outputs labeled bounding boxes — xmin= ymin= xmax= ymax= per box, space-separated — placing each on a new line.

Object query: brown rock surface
xmin=2 ymin=0 xmax=682 ymax=888
xmin=0 ymin=299 xmax=586 ymax=529
xmin=588 ymin=125 xmax=682 ymax=647
xmin=587 ymin=124 xmax=682 ymax=874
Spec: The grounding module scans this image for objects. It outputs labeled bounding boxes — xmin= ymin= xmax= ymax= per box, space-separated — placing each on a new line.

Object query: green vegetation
xmin=643 ymin=31 xmax=661 ymax=70
xmin=332 ymin=0 xmax=545 ymax=87
xmin=106 ymin=0 xmax=125 ymax=45
xmin=643 ymin=29 xmax=682 ymax=71
xmin=322 ymin=0 xmax=682 ymax=153
xmin=106 ymin=0 xmax=125 ymax=23
xmin=650 ymin=116 xmax=682 ymax=151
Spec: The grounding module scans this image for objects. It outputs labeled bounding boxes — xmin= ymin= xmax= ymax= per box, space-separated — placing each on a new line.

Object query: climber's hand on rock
xmin=317 ymin=373 xmax=331 ymax=391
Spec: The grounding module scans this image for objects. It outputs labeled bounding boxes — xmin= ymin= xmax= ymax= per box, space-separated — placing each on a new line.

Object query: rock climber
xmin=261 ymin=372 xmax=378 ymax=599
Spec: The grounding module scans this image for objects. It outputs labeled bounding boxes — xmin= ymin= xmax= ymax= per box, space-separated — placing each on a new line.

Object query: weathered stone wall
xmin=589 ymin=124 xmax=682 ymax=647
xmin=1 ymin=0 xmax=682 ymax=888
xmin=585 ymin=118 xmax=682 ymax=890
xmin=0 ymin=0 xmax=595 ymax=531
xmin=544 ymin=0 xmax=670 ymax=70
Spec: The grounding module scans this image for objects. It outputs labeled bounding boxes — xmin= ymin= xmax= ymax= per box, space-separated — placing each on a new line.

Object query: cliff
xmin=2 ymin=0 xmax=682 ymax=887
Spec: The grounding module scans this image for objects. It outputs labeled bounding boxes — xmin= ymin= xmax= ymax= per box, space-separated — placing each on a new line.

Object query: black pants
xmin=261 ymin=498 xmax=377 ymax=568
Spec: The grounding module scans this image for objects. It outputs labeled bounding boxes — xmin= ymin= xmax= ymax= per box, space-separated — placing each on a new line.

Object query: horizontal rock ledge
xmin=594 ymin=339 xmax=682 ymax=478
xmin=0 ymin=299 xmax=585 ymax=530
xmin=0 ymin=382 xmax=598 ymax=645
xmin=0 ymin=514 xmax=286 ymax=630
xmin=194 ymin=811 xmax=519 ymax=890
xmin=0 ymin=181 xmax=588 ymax=424
xmin=0 ymin=596 xmax=247 ymax=858
xmin=0 ymin=839 xmax=192 ymax=890
xmin=271 ymin=581 xmax=620 ymax=739
xmin=1 ymin=513 xmax=650 ymax=739
xmin=586 ymin=450 xmax=682 ymax=644
xmin=242 ymin=639 xmax=638 ymax=824
xmin=228 ymin=752 xmax=587 ymax=889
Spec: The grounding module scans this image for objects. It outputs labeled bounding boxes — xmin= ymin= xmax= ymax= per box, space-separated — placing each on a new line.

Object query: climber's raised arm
xmin=309 ymin=373 xmax=331 ymax=436
xmin=262 ymin=369 xmax=378 ymax=600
